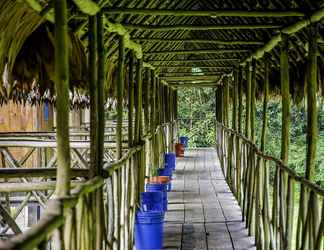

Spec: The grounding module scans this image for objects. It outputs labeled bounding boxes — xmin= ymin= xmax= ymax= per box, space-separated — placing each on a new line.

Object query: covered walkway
xmin=164 ymin=149 xmax=255 ymax=250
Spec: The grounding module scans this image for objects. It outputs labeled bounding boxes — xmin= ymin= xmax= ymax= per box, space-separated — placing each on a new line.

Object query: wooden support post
xmin=128 ymin=52 xmax=135 ymax=147
xmin=117 ymin=35 xmax=125 ymax=160
xmin=280 ymin=34 xmax=290 ymax=164
xmin=96 ymin=10 xmax=105 ymax=250
xmin=88 ymin=14 xmax=98 ymax=176
xmin=233 ymin=69 xmax=238 ymax=131
xmin=261 ymin=57 xmax=269 ymax=152
xmin=305 ymin=25 xmax=318 ymax=182
xmin=238 ymin=67 xmax=243 ymax=134
xmin=245 ymin=63 xmax=252 ymax=139
xmin=97 ymin=10 xmax=105 ymax=171
xmin=54 ymin=0 xmax=70 ymax=196
xmin=224 ymin=79 xmax=229 ymax=127
xmin=144 ymin=69 xmax=151 ymax=134
xmin=251 ymin=59 xmax=256 ymax=143
xmin=135 ymin=59 xmax=143 ymax=143
xmin=150 ymin=73 xmax=156 ymax=133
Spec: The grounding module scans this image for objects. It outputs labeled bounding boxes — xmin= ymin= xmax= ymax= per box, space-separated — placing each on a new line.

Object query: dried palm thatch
xmin=0 ymin=0 xmax=88 ymax=106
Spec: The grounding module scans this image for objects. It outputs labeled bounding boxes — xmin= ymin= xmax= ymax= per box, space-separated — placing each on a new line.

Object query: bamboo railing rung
xmin=215 ymin=122 xmax=324 ymax=250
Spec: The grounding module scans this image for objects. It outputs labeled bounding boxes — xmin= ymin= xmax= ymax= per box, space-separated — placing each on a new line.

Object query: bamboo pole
xmin=54 ymin=0 xmax=71 ymax=196
xmin=117 ymin=35 xmax=125 ymax=160
xmin=133 ymin=38 xmax=264 ymax=45
xmin=261 ymin=57 xmax=269 ymax=152
xmin=104 ymin=8 xmax=305 ymax=17
xmin=88 ymin=14 xmax=98 ymax=177
xmin=245 ymin=63 xmax=252 ymax=139
xmin=305 ymin=25 xmax=318 ymax=181
xmin=238 ymin=67 xmax=243 ymax=134
xmin=123 ymin=23 xmax=282 ymax=31
xmin=96 ymin=10 xmax=105 ymax=250
xmin=97 ymin=10 xmax=105 ymax=172
xmin=128 ymin=52 xmax=135 ymax=147
xmin=148 ymin=58 xmax=239 ymax=63
xmin=146 ymin=49 xmax=249 ymax=56
xmin=280 ymin=34 xmax=290 ymax=164
xmin=251 ymin=59 xmax=256 ymax=143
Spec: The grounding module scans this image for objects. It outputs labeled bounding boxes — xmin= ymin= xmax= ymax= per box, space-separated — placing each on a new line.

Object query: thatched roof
xmin=0 ymin=0 xmax=324 ymax=106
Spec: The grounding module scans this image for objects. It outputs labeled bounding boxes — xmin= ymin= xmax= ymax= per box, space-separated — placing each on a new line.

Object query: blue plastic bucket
xmin=135 ymin=210 xmax=164 ymax=250
xmin=140 ymin=191 xmax=164 ymax=212
xmin=164 ymin=153 xmax=176 ymax=170
xmin=157 ymin=168 xmax=173 ymax=178
xmin=146 ymin=183 xmax=168 ymax=211
xmin=179 ymin=136 xmax=189 ymax=148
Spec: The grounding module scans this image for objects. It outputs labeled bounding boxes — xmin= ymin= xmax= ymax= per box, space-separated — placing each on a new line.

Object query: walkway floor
xmin=164 ymin=148 xmax=256 ymax=250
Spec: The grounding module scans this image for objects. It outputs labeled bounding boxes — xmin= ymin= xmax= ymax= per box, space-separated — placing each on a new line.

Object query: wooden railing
xmin=0 ymin=122 xmax=173 ymax=249
xmin=216 ymin=122 xmax=323 ymax=250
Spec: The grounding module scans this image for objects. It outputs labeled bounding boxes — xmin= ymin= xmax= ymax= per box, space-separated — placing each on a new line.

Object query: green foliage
xmin=177 ymin=88 xmax=215 ymax=147
xmin=178 ymin=87 xmax=323 ymax=187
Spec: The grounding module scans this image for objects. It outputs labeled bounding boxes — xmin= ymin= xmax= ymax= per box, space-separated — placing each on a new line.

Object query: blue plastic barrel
xmin=135 ymin=210 xmax=164 ymax=250
xmin=146 ymin=183 xmax=168 ymax=211
xmin=157 ymin=168 xmax=173 ymax=178
xmin=164 ymin=153 xmax=176 ymax=170
xmin=140 ymin=191 xmax=163 ymax=212
xmin=179 ymin=136 xmax=189 ymax=148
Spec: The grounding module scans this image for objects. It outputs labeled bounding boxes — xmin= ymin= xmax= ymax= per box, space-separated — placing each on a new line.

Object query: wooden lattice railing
xmin=216 ymin=122 xmax=323 ymax=250
xmin=0 ymin=122 xmax=173 ymax=249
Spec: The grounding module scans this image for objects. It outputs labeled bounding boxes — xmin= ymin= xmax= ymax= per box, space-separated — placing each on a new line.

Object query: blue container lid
xmin=135 ymin=210 xmax=164 ymax=224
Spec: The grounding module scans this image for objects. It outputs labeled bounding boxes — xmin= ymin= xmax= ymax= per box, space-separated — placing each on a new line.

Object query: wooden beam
xmin=123 ymin=23 xmax=282 ymax=31
xmin=54 ymin=0 xmax=71 ymax=196
xmin=243 ymin=7 xmax=324 ymax=64
xmin=72 ymin=0 xmax=100 ymax=15
xmin=159 ymin=72 xmax=230 ymax=76
xmin=149 ymin=58 xmax=240 ymax=63
xmin=104 ymin=8 xmax=305 ymax=17
xmin=145 ymin=49 xmax=249 ymax=56
xmin=0 ymin=168 xmax=89 ymax=178
xmin=161 ymin=75 xmax=221 ymax=81
xmin=156 ymin=66 xmax=233 ymax=69
xmin=133 ymin=38 xmax=264 ymax=45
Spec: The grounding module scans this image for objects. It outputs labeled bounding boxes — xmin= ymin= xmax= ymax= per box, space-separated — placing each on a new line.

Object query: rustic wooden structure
xmin=0 ymin=0 xmax=323 ymax=249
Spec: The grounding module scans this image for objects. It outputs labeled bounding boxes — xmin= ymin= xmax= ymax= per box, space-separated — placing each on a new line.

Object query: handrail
xmin=215 ymin=122 xmax=324 ymax=250
xmin=0 ymin=120 xmax=176 ymax=250
xmin=217 ymin=122 xmax=324 ymax=196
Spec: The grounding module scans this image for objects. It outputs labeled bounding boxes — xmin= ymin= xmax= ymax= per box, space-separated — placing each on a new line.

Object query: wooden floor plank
xmin=163 ymin=149 xmax=256 ymax=250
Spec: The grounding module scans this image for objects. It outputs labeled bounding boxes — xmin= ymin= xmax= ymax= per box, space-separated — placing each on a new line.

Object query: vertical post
xmin=233 ymin=69 xmax=238 ymax=131
xmin=238 ymin=67 xmax=243 ymax=134
xmin=261 ymin=57 xmax=269 ymax=152
xmin=305 ymin=25 xmax=318 ymax=182
xmin=245 ymin=62 xmax=252 ymax=139
xmin=224 ymin=80 xmax=229 ymax=127
xmin=89 ymin=14 xmax=98 ymax=176
xmin=128 ymin=52 xmax=135 ymax=147
xmin=54 ymin=0 xmax=70 ymax=196
xmin=144 ymin=69 xmax=151 ymax=134
xmin=116 ymin=36 xmax=125 ymax=160
xmin=251 ymin=58 xmax=256 ymax=143
xmin=135 ymin=59 xmax=143 ymax=143
xmin=97 ymin=10 xmax=105 ymax=171
xmin=280 ymin=34 xmax=290 ymax=164
xmin=150 ymin=73 xmax=156 ymax=133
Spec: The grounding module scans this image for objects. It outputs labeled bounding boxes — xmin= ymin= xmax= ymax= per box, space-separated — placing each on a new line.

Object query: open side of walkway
xmin=164 ymin=149 xmax=256 ymax=250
